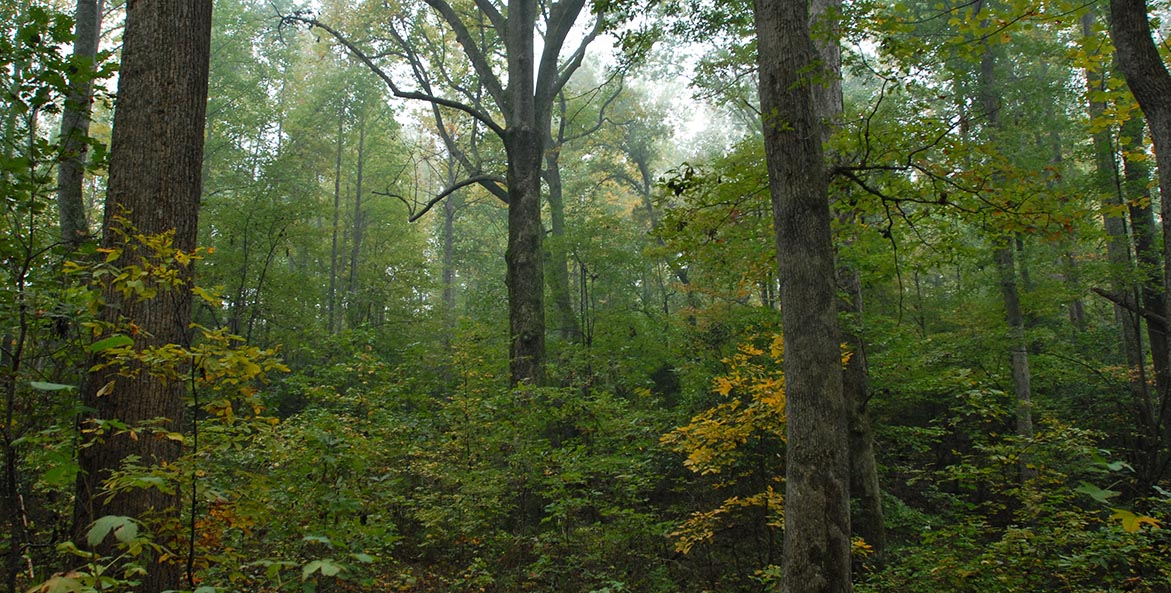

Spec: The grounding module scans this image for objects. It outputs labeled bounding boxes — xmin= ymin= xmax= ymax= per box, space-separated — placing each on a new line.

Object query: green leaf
xmin=302 ymin=534 xmax=332 ymax=547
xmin=301 ymin=559 xmax=342 ymax=580
xmin=86 ymin=515 xmax=137 ymax=547
xmin=301 ymin=560 xmax=322 ymax=580
xmin=42 ymin=463 xmax=77 ymax=487
xmin=89 ymin=334 xmax=133 ymax=353
xmin=1075 ymin=481 xmax=1119 ymax=504
xmin=29 ymin=381 xmax=75 ymax=391
xmin=351 ymin=553 xmax=374 ymax=563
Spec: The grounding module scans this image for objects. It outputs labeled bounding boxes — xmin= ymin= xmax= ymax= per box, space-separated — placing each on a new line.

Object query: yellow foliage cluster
xmin=662 ymin=334 xmax=788 ymax=554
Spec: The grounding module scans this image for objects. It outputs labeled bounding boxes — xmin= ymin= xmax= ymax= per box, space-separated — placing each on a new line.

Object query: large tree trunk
xmin=1110 ymin=0 xmax=1171 ymax=489
xmin=73 ymin=3 xmax=213 ymax=592
xmin=503 ymin=0 xmax=547 ymax=386
xmin=57 ymin=0 xmax=103 ymax=247
xmin=755 ymin=0 xmax=852 ymax=590
xmin=505 ymin=125 xmax=547 ymax=386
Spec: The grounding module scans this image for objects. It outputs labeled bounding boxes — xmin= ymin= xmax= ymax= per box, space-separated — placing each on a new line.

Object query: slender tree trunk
xmin=57 ymin=0 xmax=103 ymax=247
xmin=1084 ymin=10 xmax=1150 ymax=406
xmin=756 ymin=0 xmax=852 ymax=590
xmin=73 ymin=4 xmax=213 ymax=592
xmin=543 ymin=147 xmax=582 ymax=343
xmin=974 ymin=0 xmax=1035 ymax=481
xmin=809 ymin=0 xmax=885 ymax=559
xmin=347 ymin=109 xmax=367 ymax=329
xmin=1121 ymin=116 xmax=1167 ymax=484
xmin=1121 ymin=117 xmax=1169 ymax=391
xmin=1110 ymin=0 xmax=1171 ymax=489
xmin=328 ymin=111 xmax=344 ymax=335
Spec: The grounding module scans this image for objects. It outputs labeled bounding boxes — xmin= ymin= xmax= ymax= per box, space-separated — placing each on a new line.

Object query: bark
xmin=73 ymin=2 xmax=213 ymax=592
xmin=1121 ymin=118 xmax=1169 ymax=397
xmin=1110 ymin=0 xmax=1171 ymax=488
xmin=755 ymin=0 xmax=852 ymax=590
xmin=502 ymin=0 xmax=548 ymax=386
xmin=57 ymin=0 xmax=103 ymax=247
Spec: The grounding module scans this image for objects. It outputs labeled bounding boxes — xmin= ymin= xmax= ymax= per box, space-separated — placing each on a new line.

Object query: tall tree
xmin=293 ymin=0 xmax=602 ymax=385
xmin=755 ymin=0 xmax=852 ymax=592
xmin=73 ymin=3 xmax=213 ymax=592
xmin=1109 ymin=0 xmax=1171 ymax=488
xmin=56 ymin=0 xmax=103 ymax=247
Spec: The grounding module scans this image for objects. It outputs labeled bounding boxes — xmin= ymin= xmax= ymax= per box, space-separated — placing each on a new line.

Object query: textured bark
xmin=755 ymin=0 xmax=852 ymax=590
xmin=57 ymin=0 xmax=103 ymax=247
xmin=73 ymin=2 xmax=212 ymax=591
xmin=506 ymin=125 xmax=547 ymax=386
xmin=501 ymin=0 xmax=549 ymax=386
xmin=1110 ymin=0 xmax=1171 ymax=488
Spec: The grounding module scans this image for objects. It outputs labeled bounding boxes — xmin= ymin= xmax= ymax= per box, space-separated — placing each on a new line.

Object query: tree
xmin=754 ymin=0 xmax=852 ymax=592
xmin=56 ymin=0 xmax=103 ymax=248
xmin=1109 ymin=0 xmax=1171 ymax=490
xmin=73 ymin=3 xmax=213 ymax=591
xmin=291 ymin=0 xmax=603 ymax=385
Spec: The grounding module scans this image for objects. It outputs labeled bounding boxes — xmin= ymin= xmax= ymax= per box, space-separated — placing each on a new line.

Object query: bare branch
xmin=377 ymin=174 xmax=508 ymax=222
xmin=282 ymin=13 xmax=505 ymax=137
xmin=419 ymin=0 xmax=507 ymax=107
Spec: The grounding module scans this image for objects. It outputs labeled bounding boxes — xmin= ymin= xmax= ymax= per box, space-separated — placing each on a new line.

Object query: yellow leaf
xmin=1111 ymin=509 xmax=1162 ymax=532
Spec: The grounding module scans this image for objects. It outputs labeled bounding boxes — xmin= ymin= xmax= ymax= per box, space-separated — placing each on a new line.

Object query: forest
xmin=2 ymin=0 xmax=1171 ymax=591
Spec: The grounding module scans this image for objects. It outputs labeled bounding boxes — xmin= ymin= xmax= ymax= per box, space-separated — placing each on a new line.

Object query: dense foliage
xmin=3 ymin=0 xmax=1171 ymax=592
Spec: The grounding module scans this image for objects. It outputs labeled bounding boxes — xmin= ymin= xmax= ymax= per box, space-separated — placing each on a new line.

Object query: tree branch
xmin=281 ymin=13 xmax=505 ymax=138
xmin=377 ymin=174 xmax=508 ymax=222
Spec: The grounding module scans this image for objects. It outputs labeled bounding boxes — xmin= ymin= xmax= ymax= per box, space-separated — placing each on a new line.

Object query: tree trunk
xmin=57 ymin=0 xmax=103 ymax=247
xmin=1084 ymin=10 xmax=1149 ymax=405
xmin=505 ymin=125 xmax=547 ymax=386
xmin=974 ymin=0 xmax=1035 ymax=481
xmin=755 ymin=0 xmax=852 ymax=590
xmin=347 ymin=109 xmax=367 ymax=329
xmin=1120 ymin=115 xmax=1168 ymax=486
xmin=503 ymin=0 xmax=547 ymax=386
xmin=810 ymin=0 xmax=885 ymax=560
xmin=328 ymin=111 xmax=344 ymax=335
xmin=73 ymin=3 xmax=213 ymax=592
xmin=1109 ymin=0 xmax=1171 ymax=489
xmin=995 ymin=245 xmax=1037 ymax=478
xmin=543 ymin=147 xmax=582 ymax=343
